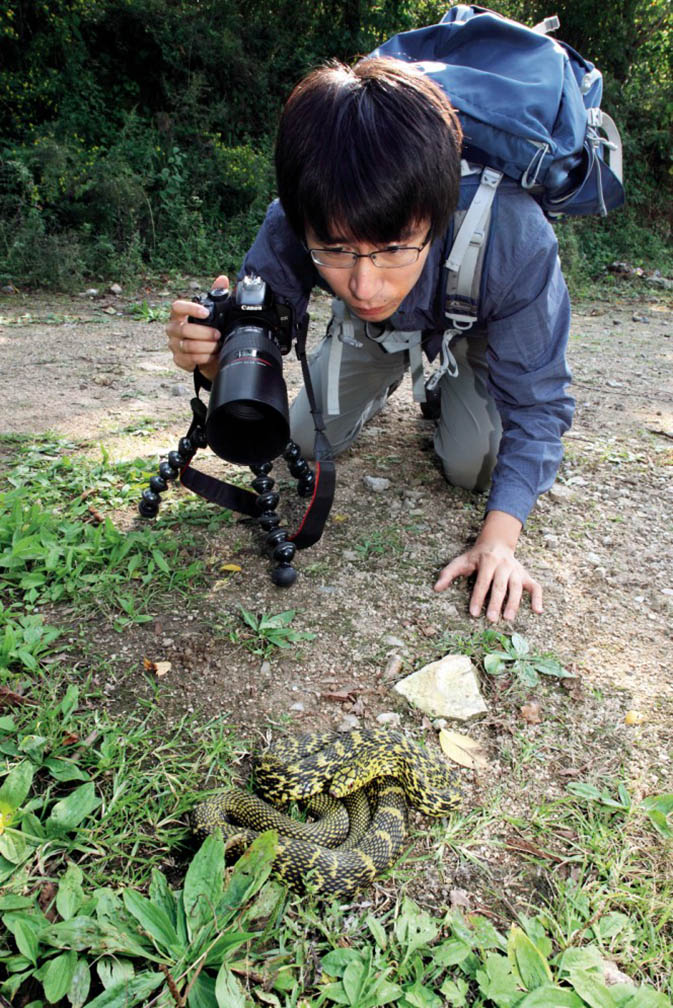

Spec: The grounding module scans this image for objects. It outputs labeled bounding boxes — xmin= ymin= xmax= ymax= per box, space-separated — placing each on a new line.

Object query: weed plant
xmin=0 ymin=435 xmax=230 ymax=678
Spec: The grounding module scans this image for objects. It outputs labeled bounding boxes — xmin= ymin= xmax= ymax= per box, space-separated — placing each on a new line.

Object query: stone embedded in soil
xmin=376 ymin=711 xmax=401 ymax=727
xmin=362 ymin=475 xmax=391 ymax=492
xmin=393 ymin=654 xmax=487 ymax=721
xmin=547 ymin=483 xmax=575 ymax=502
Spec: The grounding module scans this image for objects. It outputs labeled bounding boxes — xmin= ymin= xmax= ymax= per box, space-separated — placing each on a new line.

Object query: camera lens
xmin=206 ymin=325 xmax=290 ymax=465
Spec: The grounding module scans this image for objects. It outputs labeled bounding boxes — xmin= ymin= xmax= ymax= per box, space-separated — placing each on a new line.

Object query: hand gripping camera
xmin=193 ymin=274 xmax=293 ymax=466
xmin=138 ymin=274 xmax=336 ymax=586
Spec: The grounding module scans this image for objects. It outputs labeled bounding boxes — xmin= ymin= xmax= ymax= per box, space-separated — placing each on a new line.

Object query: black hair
xmin=274 ymin=57 xmax=462 ymax=245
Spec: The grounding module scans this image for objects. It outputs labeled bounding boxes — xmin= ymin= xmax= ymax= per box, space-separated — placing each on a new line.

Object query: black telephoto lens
xmin=205 ymin=325 xmax=290 ymax=465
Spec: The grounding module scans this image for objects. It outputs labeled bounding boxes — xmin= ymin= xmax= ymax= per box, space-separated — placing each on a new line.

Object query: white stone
xmin=547 ymin=483 xmax=574 ymax=502
xmin=362 ymin=475 xmax=391 ymax=492
xmin=337 ymin=714 xmax=361 ymax=732
xmin=376 ymin=711 xmax=401 ymax=727
xmin=109 ymin=283 xmax=123 ymax=295
xmin=394 ymin=654 xmax=487 ymax=721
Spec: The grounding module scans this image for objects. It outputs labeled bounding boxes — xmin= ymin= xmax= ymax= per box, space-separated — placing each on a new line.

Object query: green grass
xmin=2 ymin=434 xmax=672 ymax=1007
xmin=0 ymin=435 xmax=232 ymax=676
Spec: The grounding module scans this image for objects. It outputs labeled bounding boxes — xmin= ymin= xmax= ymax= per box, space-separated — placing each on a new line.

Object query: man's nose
xmin=348 ymin=256 xmax=381 ymax=301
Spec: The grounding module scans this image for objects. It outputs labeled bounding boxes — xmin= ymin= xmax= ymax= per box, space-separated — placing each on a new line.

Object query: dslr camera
xmin=190 ymin=274 xmax=295 ymax=466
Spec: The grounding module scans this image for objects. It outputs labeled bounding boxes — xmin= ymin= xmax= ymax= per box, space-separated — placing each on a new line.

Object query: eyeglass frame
xmin=306 ymin=227 xmax=433 ymax=270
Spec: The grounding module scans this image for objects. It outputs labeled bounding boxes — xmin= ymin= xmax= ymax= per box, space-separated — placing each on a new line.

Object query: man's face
xmin=304 ymin=220 xmax=432 ymax=324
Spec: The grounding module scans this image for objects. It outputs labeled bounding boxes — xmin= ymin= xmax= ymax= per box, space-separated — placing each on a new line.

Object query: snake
xmin=192 ymin=727 xmax=464 ymax=899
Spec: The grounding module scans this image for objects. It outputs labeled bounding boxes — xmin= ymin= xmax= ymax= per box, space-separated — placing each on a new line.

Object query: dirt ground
xmin=1 ymin=279 xmax=672 ymax=915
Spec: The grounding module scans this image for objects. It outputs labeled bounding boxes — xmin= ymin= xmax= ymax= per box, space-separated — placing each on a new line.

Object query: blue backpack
xmin=368 ymin=5 xmax=625 ymax=392
xmin=371 ymin=4 xmax=624 ymax=218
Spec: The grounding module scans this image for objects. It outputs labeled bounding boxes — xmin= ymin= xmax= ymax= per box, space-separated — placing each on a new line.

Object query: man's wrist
xmin=476 ymin=509 xmax=523 ymax=551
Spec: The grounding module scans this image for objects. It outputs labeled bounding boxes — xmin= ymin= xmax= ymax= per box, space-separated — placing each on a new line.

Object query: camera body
xmin=190 ymin=275 xmax=294 ymax=466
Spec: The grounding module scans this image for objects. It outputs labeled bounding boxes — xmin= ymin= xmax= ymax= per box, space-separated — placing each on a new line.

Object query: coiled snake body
xmin=192 ymin=728 xmax=463 ymax=898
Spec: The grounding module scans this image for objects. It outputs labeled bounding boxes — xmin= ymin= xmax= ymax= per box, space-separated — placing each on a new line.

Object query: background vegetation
xmin=0 ymin=0 xmax=672 ymax=289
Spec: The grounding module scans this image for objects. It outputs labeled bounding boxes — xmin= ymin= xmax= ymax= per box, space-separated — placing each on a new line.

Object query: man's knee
xmin=434 ymin=426 xmax=499 ymax=492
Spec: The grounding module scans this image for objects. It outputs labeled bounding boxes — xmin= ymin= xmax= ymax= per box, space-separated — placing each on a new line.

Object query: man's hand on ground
xmin=433 ymin=510 xmax=543 ymax=622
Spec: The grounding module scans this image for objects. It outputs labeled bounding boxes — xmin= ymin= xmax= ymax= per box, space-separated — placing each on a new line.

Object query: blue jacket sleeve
xmin=241 ymin=200 xmax=317 ymax=321
xmin=481 ymin=192 xmax=574 ymax=524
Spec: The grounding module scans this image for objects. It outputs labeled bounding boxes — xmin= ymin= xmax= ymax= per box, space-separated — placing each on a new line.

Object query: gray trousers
xmin=290 ymin=312 xmax=502 ymax=493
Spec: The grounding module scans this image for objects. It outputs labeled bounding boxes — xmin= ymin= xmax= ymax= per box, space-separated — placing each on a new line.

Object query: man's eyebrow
xmin=319 ymin=225 xmax=419 ymax=246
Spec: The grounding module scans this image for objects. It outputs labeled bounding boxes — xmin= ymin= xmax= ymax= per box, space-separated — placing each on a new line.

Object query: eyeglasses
xmin=308 ymin=230 xmax=432 ymax=270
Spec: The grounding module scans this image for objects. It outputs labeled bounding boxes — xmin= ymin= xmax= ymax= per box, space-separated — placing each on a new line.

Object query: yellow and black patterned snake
xmin=192 ymin=727 xmax=464 ymax=898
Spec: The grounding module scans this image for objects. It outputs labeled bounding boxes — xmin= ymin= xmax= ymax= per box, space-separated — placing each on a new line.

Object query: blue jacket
xmin=242 ymin=175 xmax=574 ymax=525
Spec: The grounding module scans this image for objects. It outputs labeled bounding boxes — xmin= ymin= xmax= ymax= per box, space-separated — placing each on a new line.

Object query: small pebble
xmin=362 ymin=475 xmax=391 ymax=492
xmin=337 ymin=714 xmax=361 ymax=732
xmin=376 ymin=712 xmax=401 ymax=727
xmin=170 ymin=383 xmax=190 ymax=397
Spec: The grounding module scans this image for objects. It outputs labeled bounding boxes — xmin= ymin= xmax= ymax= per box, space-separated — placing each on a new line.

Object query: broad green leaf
xmin=366 ymin=914 xmax=387 ymax=949
xmin=439 ymin=976 xmax=469 ymax=1007
xmin=641 ymin=793 xmax=673 ymax=815
xmin=83 ymin=970 xmax=164 ymax=1008
xmin=149 ymin=868 xmax=177 ymax=927
xmin=402 ymin=979 xmax=442 ymax=1007
xmin=319 ymin=981 xmax=352 ymax=1005
xmin=567 ymin=782 xmax=604 ymax=803
xmin=183 ymin=831 xmax=225 ymax=940
xmin=476 ymin=952 xmax=521 ymax=1008
xmin=557 ymin=947 xmax=604 ymax=977
xmin=187 ymin=971 xmax=217 ymax=1008
xmin=321 ymin=948 xmax=363 ymax=977
xmin=0 ymin=894 xmax=33 ymax=910
xmin=151 ymin=549 xmax=170 ymax=574
xmin=610 ymin=986 xmax=672 ymax=1008
xmin=0 ymin=760 xmax=35 ymax=809
xmin=18 ymin=735 xmax=47 ymax=760
xmin=43 ymin=949 xmax=77 ymax=1004
xmin=507 ymin=926 xmax=553 ymax=990
xmin=517 ymin=985 xmax=584 ymax=1007
xmin=215 ymin=964 xmax=247 ymax=1008
xmin=532 ymin=657 xmax=574 ymax=678
xmin=215 ymin=831 xmax=277 ymax=924
xmin=433 ymin=939 xmax=473 ymax=967
xmin=484 ymin=654 xmax=508 ymax=676
xmin=45 ymin=782 xmax=101 ymax=833
xmin=394 ymin=898 xmax=438 ymax=956
xmin=59 ymin=684 xmax=79 ymax=721
xmin=567 ymin=969 xmax=617 ymax=1008
xmin=68 ymin=957 xmax=91 ymax=1008
xmin=97 ymin=957 xmax=135 ymax=990
xmin=510 ymin=632 xmax=530 ymax=656
xmin=56 ymin=863 xmax=85 ymax=921
xmin=123 ymin=889 xmax=181 ymax=954
xmin=204 ymin=929 xmax=259 ymax=968
xmin=41 ymin=916 xmax=105 ymax=951
xmin=43 ymin=758 xmax=90 ymax=783
xmin=342 ymin=959 xmax=367 ymax=1006
xmin=643 ymin=808 xmax=673 ymax=838
xmin=96 ymin=919 xmax=162 ymax=961
xmin=591 ymin=912 xmax=631 ymax=941
xmin=2 ymin=913 xmax=41 ymax=964
xmin=0 ymin=830 xmax=28 ymax=863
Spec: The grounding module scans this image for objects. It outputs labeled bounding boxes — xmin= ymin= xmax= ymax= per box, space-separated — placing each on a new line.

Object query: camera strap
xmin=178 ymin=323 xmax=336 ymax=549
xmin=290 ymin=319 xmax=336 ymax=549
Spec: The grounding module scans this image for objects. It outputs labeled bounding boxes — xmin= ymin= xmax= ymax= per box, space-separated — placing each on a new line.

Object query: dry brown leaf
xmin=624 ymin=709 xmax=645 ymax=725
xmin=221 ymin=563 xmax=242 ymax=573
xmin=439 ymin=728 xmax=489 ymax=771
xmin=520 ymin=701 xmax=543 ymax=724
xmin=154 ymin=661 xmax=172 ymax=678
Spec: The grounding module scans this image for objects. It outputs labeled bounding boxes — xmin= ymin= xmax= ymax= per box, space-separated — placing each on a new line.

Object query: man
xmin=166 ymin=58 xmax=574 ymax=622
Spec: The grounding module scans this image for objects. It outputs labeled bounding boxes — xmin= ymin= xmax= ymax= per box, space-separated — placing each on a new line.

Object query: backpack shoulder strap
xmin=426 ymin=166 xmax=502 ymax=394
xmin=444 ymin=165 xmax=502 ymax=332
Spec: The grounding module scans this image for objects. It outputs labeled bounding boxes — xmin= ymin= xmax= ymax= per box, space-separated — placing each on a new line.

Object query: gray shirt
xmin=242 ymin=174 xmax=574 ymax=525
